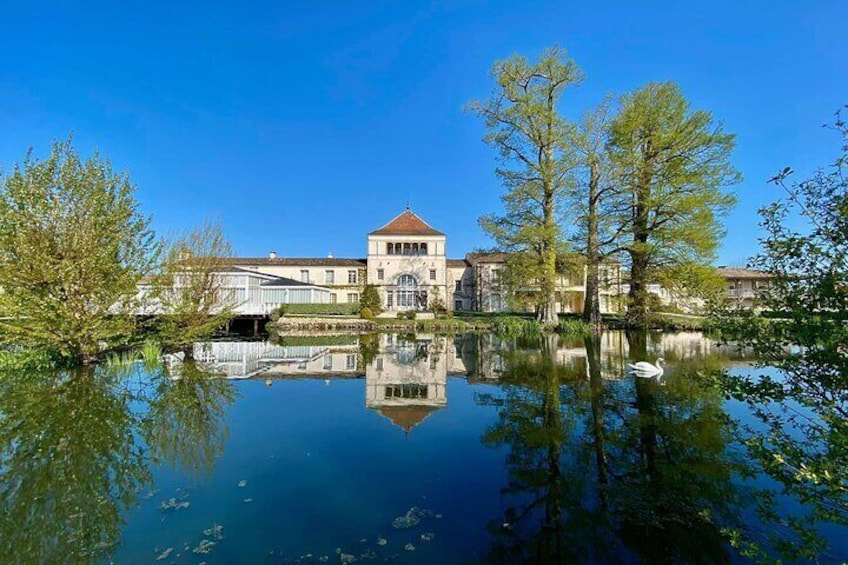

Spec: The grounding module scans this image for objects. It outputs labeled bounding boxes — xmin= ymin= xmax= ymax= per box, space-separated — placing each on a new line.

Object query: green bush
xmin=360 ymin=307 xmax=374 ymax=319
xmin=491 ymin=316 xmax=541 ymax=338
xmin=555 ymin=318 xmax=590 ymax=336
xmin=361 ymin=284 xmax=383 ymax=315
xmin=407 ymin=310 xmax=417 ymax=320
xmin=282 ymin=303 xmax=361 ymax=316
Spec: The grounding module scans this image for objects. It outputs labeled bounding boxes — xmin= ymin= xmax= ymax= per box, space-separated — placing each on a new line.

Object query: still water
xmin=1 ymin=331 xmax=845 ymax=564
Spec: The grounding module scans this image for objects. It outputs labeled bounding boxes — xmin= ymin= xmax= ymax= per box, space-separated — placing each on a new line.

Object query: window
xmin=347 ymin=292 xmax=359 ymax=302
xmin=455 ymin=280 xmax=462 ymax=292
xmin=346 ymin=355 xmax=356 ymax=370
xmin=348 ymin=270 xmax=357 ymax=284
xmin=429 ymin=269 xmax=436 ymax=281
xmin=377 ymin=269 xmax=384 ymax=281
xmin=387 ymin=243 xmax=394 ymax=255
xmin=399 ymin=274 xmax=417 ymax=287
xmin=375 ymin=358 xmax=383 ymax=371
xmin=385 ymin=384 xmax=428 ymax=399
xmin=420 ymin=243 xmax=428 ymax=255
xmin=323 ymin=355 xmax=333 ymax=370
xmin=387 ymin=292 xmax=393 ymax=309
xmin=455 ymin=299 xmax=463 ymax=311
xmin=300 ymin=270 xmax=309 ymax=283
xmin=325 ymin=270 xmax=335 ymax=284
xmin=329 ymin=293 xmax=337 ymax=304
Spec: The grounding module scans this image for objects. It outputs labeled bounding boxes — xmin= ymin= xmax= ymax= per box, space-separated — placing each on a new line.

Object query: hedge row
xmin=278 ymin=303 xmax=362 ymax=316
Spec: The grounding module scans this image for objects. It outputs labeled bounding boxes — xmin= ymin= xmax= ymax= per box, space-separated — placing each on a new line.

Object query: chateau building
xmin=231 ymin=208 xmax=624 ymax=315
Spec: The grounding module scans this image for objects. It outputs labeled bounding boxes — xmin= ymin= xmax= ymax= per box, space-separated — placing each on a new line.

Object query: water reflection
xmin=0 ymin=361 xmax=234 ymax=564
xmin=0 ymin=331 xmax=845 ymax=563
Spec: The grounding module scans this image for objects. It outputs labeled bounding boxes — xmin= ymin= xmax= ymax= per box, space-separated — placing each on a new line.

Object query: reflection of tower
xmin=365 ymin=334 xmax=449 ymax=433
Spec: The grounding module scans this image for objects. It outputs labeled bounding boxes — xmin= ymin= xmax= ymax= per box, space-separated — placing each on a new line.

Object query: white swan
xmin=628 ymin=358 xmax=664 ymax=377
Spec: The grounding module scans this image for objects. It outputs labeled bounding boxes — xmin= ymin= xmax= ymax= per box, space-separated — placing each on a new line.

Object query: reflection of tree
xmin=0 ymin=367 xmax=151 ymax=563
xmin=143 ymin=361 xmax=236 ymax=478
xmin=479 ymin=332 xmax=750 ymax=563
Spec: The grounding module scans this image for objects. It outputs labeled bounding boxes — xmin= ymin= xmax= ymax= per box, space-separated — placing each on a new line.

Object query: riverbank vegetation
xmin=0 ymin=139 xmax=237 ymax=366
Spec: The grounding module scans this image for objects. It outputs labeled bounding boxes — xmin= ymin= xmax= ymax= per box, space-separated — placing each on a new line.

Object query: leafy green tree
xmin=429 ymin=285 xmax=446 ymax=314
xmin=154 ymin=220 xmax=235 ymax=350
xmin=360 ymin=283 xmax=382 ymax=315
xmin=469 ymin=46 xmax=583 ymax=326
xmin=710 ymin=108 xmax=848 ymax=559
xmin=0 ymin=138 xmax=157 ymax=364
xmin=569 ymin=98 xmax=624 ymax=330
xmin=608 ymin=82 xmax=740 ymax=327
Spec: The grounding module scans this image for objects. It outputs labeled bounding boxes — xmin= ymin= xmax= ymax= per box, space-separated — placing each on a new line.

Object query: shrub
xmin=361 ymin=284 xmax=383 ymax=315
xmin=360 ymin=307 xmax=374 ymax=319
xmin=282 ymin=303 xmax=360 ymax=316
xmin=555 ymin=318 xmax=590 ymax=336
xmin=407 ymin=310 xmax=417 ymax=320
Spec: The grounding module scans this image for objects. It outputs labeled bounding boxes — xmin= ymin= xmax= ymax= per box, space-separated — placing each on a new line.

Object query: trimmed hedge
xmin=278 ymin=303 xmax=361 ymax=316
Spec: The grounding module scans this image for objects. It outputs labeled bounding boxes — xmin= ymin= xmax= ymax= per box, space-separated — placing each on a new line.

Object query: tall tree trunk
xmin=627 ymin=144 xmax=654 ymax=328
xmin=539 ymin=190 xmax=560 ymax=326
xmin=582 ymin=157 xmax=603 ymax=332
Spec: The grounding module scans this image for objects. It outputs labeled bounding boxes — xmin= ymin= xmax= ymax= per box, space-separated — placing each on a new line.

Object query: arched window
xmin=396 ymin=274 xmax=419 ymax=310
xmin=412 ymin=243 xmax=419 ymax=255
xmin=398 ymin=274 xmax=418 ymax=287
xmin=420 ymin=243 xmax=428 ymax=255
xmin=403 ymin=242 xmax=411 ymax=255
xmin=387 ymin=242 xmax=394 ymax=255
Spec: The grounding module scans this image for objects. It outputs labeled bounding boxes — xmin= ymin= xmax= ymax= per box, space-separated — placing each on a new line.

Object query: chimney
xmin=269 ymin=250 xmax=277 ymax=259
xmin=327 ymin=252 xmax=334 ymax=258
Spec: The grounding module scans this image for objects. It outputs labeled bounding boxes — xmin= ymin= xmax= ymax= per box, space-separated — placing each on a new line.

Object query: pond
xmin=1 ymin=331 xmax=846 ymax=564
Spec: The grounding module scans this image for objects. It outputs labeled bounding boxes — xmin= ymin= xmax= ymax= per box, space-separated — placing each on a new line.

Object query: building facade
xmin=231 ymin=208 xmax=624 ymax=315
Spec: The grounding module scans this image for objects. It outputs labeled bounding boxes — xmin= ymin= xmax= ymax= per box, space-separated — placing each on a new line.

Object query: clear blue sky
xmin=1 ymin=1 xmax=845 ymax=265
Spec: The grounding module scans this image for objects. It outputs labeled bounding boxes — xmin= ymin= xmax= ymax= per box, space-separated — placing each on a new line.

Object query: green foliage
xmin=281 ymin=303 xmax=361 ymax=316
xmin=360 ymin=306 xmax=374 ymax=319
xmin=554 ymin=317 xmax=590 ymax=336
xmin=429 ymin=286 xmax=446 ymax=314
xmin=608 ymin=82 xmax=740 ymax=327
xmin=0 ymin=138 xmax=158 ymax=363
xmin=360 ymin=284 xmax=383 ymax=315
xmin=490 ymin=316 xmax=542 ymax=339
xmin=469 ymin=46 xmax=584 ymax=325
xmin=709 ymin=108 xmax=848 ymax=558
xmin=153 ymin=221 xmax=235 ymax=350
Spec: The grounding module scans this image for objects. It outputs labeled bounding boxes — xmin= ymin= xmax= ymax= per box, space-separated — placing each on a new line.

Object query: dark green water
xmin=0 ymin=331 xmax=845 ymax=564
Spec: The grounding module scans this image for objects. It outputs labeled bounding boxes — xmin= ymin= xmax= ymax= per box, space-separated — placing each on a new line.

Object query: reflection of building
xmin=185 ymin=340 xmax=360 ymax=379
xmin=365 ymin=334 xmax=466 ymax=432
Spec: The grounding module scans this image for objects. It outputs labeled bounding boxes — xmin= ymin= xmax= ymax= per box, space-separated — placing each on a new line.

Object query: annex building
xmin=227 ymin=208 xmax=624 ymax=315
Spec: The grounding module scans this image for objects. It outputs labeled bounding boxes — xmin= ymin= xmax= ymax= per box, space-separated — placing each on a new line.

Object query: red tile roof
xmin=369 ymin=210 xmax=444 ymax=237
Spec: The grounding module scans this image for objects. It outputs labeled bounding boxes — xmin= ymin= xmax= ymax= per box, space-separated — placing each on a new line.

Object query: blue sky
xmin=1 ymin=1 xmax=845 ymax=265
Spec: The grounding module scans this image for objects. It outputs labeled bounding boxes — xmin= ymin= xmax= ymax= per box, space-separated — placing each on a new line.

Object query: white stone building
xmin=230 ymin=208 xmax=624 ymax=315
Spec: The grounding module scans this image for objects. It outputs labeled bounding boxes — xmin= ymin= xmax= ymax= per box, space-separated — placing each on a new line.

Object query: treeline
xmin=469 ymin=46 xmax=740 ymax=329
xmin=0 ymin=139 xmax=235 ymax=365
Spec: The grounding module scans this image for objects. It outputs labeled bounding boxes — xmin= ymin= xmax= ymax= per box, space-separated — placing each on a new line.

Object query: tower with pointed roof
xmin=366 ymin=209 xmax=448 ymax=312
